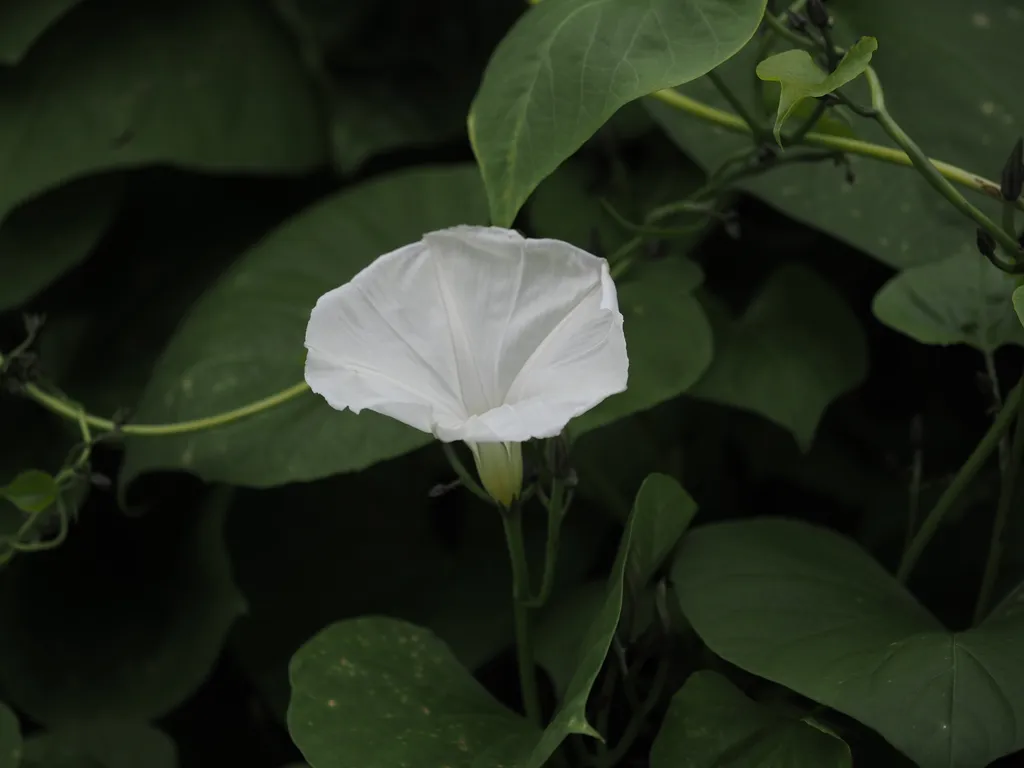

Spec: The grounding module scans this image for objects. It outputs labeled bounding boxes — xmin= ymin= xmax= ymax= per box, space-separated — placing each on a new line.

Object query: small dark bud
xmin=786 ymin=10 xmax=808 ymax=32
xmin=806 ymin=0 xmax=831 ymax=29
xmin=428 ymin=479 xmax=460 ymax=498
xmin=976 ymin=228 xmax=997 ymax=258
xmin=22 ymin=313 xmax=45 ymax=337
xmin=723 ymin=211 xmax=741 ymax=239
xmin=90 ymin=473 xmax=112 ymax=489
xmin=1001 ymin=138 xmax=1023 ymax=201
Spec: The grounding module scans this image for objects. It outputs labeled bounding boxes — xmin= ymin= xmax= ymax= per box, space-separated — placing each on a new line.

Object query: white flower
xmin=304 ymin=225 xmax=628 ymax=505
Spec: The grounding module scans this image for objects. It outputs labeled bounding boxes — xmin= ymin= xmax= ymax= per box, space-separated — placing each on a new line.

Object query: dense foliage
xmin=2 ymin=0 xmax=1024 ymax=766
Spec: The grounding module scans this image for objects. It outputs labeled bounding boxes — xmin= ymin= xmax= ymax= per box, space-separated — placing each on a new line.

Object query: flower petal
xmin=304 ymin=225 xmax=628 ymax=442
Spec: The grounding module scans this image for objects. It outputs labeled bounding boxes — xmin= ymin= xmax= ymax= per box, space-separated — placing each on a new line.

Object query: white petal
xmin=304 ymin=225 xmax=628 ymax=441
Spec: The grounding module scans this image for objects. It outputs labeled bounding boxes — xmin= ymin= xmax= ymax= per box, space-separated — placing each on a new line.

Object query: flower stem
xmin=974 ymin=375 xmax=1024 ymax=623
xmin=526 ymin=478 xmax=567 ymax=608
xmin=500 ymin=505 xmax=543 ymax=725
xmin=899 ymin=381 xmax=1023 ymax=583
xmin=705 ymin=69 xmax=765 ymax=140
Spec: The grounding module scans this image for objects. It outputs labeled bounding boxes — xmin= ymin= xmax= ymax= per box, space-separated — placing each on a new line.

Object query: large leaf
xmin=673 ymin=518 xmax=1024 ymax=768
xmin=20 ymin=722 xmax=177 ymax=768
xmin=690 ymin=265 xmax=867 ymax=450
xmin=0 ymin=176 xmax=122 ymax=310
xmin=649 ymin=0 xmax=1024 ymax=269
xmin=0 ymin=488 xmax=244 ymax=725
xmin=0 ymin=0 xmax=82 ymax=65
xmin=469 ymin=0 xmax=768 ymax=226
xmin=276 ymin=0 xmax=522 ymax=172
xmin=756 ymin=38 xmax=877 ymax=144
xmin=874 ymin=246 xmax=1024 ymax=351
xmin=289 ymin=461 xmax=658 ymax=766
xmin=0 ymin=0 xmax=326 ymax=221
xmin=625 ymin=473 xmax=697 ymax=591
xmin=120 ymin=165 xmax=488 ymax=489
xmin=0 ymin=702 xmax=18 ymax=768
xmin=649 ymin=670 xmax=852 ymax=768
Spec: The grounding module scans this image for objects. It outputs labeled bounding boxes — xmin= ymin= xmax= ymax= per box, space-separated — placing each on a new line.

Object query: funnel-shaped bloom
xmin=304 ymin=225 xmax=628 ymax=504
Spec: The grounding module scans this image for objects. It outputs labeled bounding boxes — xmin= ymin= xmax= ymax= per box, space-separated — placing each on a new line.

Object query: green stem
xmin=595 ymin=652 xmax=671 ymax=768
xmin=974 ymin=376 xmax=1024 ymax=623
xmin=525 ymin=479 xmax=567 ymax=608
xmin=501 ymin=506 xmax=543 ymax=726
xmin=787 ymin=98 xmax=830 ymax=145
xmin=864 ymin=69 xmax=1021 ymax=256
xmin=649 ymin=89 xmax=1018 ymax=210
xmin=898 ymin=381 xmax=1023 ymax=582
xmin=440 ymin=442 xmax=493 ymax=504
xmin=705 ymin=69 xmax=764 ymax=138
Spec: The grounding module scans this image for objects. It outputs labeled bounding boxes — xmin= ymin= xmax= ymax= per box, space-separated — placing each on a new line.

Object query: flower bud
xmin=806 ymin=0 xmax=830 ymax=29
xmin=469 ymin=441 xmax=523 ymax=509
xmin=976 ymin=228 xmax=997 ymax=258
xmin=1001 ymin=138 xmax=1023 ymax=201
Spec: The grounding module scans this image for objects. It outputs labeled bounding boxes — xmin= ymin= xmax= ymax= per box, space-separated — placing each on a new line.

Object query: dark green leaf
xmin=0 ymin=702 xmax=19 ymax=768
xmin=0 ymin=176 xmax=122 ymax=310
xmin=873 ymin=248 xmax=1024 ymax=351
xmin=0 ymin=488 xmax=244 ymax=725
xmin=756 ymin=37 xmax=877 ymax=143
xmin=469 ymin=0 xmax=768 ymax=225
xmin=0 ymin=0 xmax=326 ymax=219
xmin=535 ymin=582 xmax=607 ymax=700
xmin=673 ymin=518 xmax=1024 ymax=768
xmin=650 ymin=670 xmax=852 ymax=768
xmin=626 ymin=473 xmax=697 ymax=592
xmin=287 ymin=617 xmax=541 ymax=768
xmin=21 ymin=721 xmax=177 ymax=768
xmin=2 ymin=469 xmax=59 ymax=515
xmin=276 ymin=0 xmax=521 ymax=172
xmin=0 ymin=0 xmax=82 ymax=65
xmin=690 ymin=265 xmax=868 ymax=450
xmin=1014 ymin=285 xmax=1024 ymax=328
xmin=121 ymin=165 xmax=488 ymax=489
xmin=649 ymin=0 xmax=1024 ymax=269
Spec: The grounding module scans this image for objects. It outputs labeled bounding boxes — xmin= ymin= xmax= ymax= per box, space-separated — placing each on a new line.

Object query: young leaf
xmin=1 ymin=470 xmax=59 ymax=515
xmin=649 ymin=670 xmax=852 ymax=768
xmin=673 ymin=518 xmax=1024 ymax=768
xmin=756 ymin=36 xmax=878 ymax=143
xmin=0 ymin=702 xmax=19 ymax=768
xmin=873 ymin=247 xmax=1024 ymax=352
xmin=469 ymin=0 xmax=768 ymax=226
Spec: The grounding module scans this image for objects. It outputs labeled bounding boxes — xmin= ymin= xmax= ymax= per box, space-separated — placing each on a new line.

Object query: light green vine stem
xmin=500 ymin=505 xmax=543 ymax=726
xmin=899 ymin=381 xmax=1023 ymax=583
xmin=974 ymin=378 xmax=1024 ymax=623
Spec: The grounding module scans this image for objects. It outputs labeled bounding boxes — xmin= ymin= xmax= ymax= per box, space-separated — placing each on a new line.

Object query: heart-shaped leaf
xmin=673 ymin=518 xmax=1024 ymax=768
xmin=873 ymin=246 xmax=1024 ymax=351
xmin=690 ymin=265 xmax=867 ymax=450
xmin=1 ymin=470 xmax=59 ymax=515
xmin=0 ymin=0 xmax=326 ymax=220
xmin=756 ymin=37 xmax=878 ymax=143
xmin=0 ymin=702 xmax=18 ymax=768
xmin=649 ymin=670 xmax=852 ymax=768
xmin=469 ymin=0 xmax=768 ymax=226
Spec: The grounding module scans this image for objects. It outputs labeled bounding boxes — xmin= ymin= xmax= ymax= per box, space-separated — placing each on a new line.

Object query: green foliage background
xmin=1 ymin=0 xmax=1024 ymax=767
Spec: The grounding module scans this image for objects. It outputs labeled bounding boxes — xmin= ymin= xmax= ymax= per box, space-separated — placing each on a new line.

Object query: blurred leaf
xmin=873 ymin=246 xmax=1024 ymax=351
xmin=469 ymin=0 xmax=767 ymax=225
xmin=1 ymin=469 xmax=58 ymax=515
xmin=0 ymin=176 xmax=122 ymax=310
xmin=650 ymin=0 xmax=1024 ymax=269
xmin=626 ymin=473 xmax=697 ymax=592
xmin=0 ymin=701 xmax=18 ymax=768
xmin=650 ymin=670 xmax=852 ymax=768
xmin=0 ymin=0 xmax=327 ymax=220
xmin=120 ymin=165 xmax=487 ymax=490
xmin=673 ymin=518 xmax=1024 ymax=768
xmin=0 ymin=0 xmax=82 ymax=65
xmin=1015 ymin=284 xmax=1024 ymax=328
xmin=0 ymin=488 xmax=244 ymax=725
xmin=756 ymin=37 xmax=877 ymax=143
xmin=287 ymin=618 xmax=541 ymax=768
xmin=276 ymin=0 xmax=521 ymax=172
xmin=21 ymin=722 xmax=176 ymax=768
xmin=690 ymin=265 xmax=868 ymax=451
